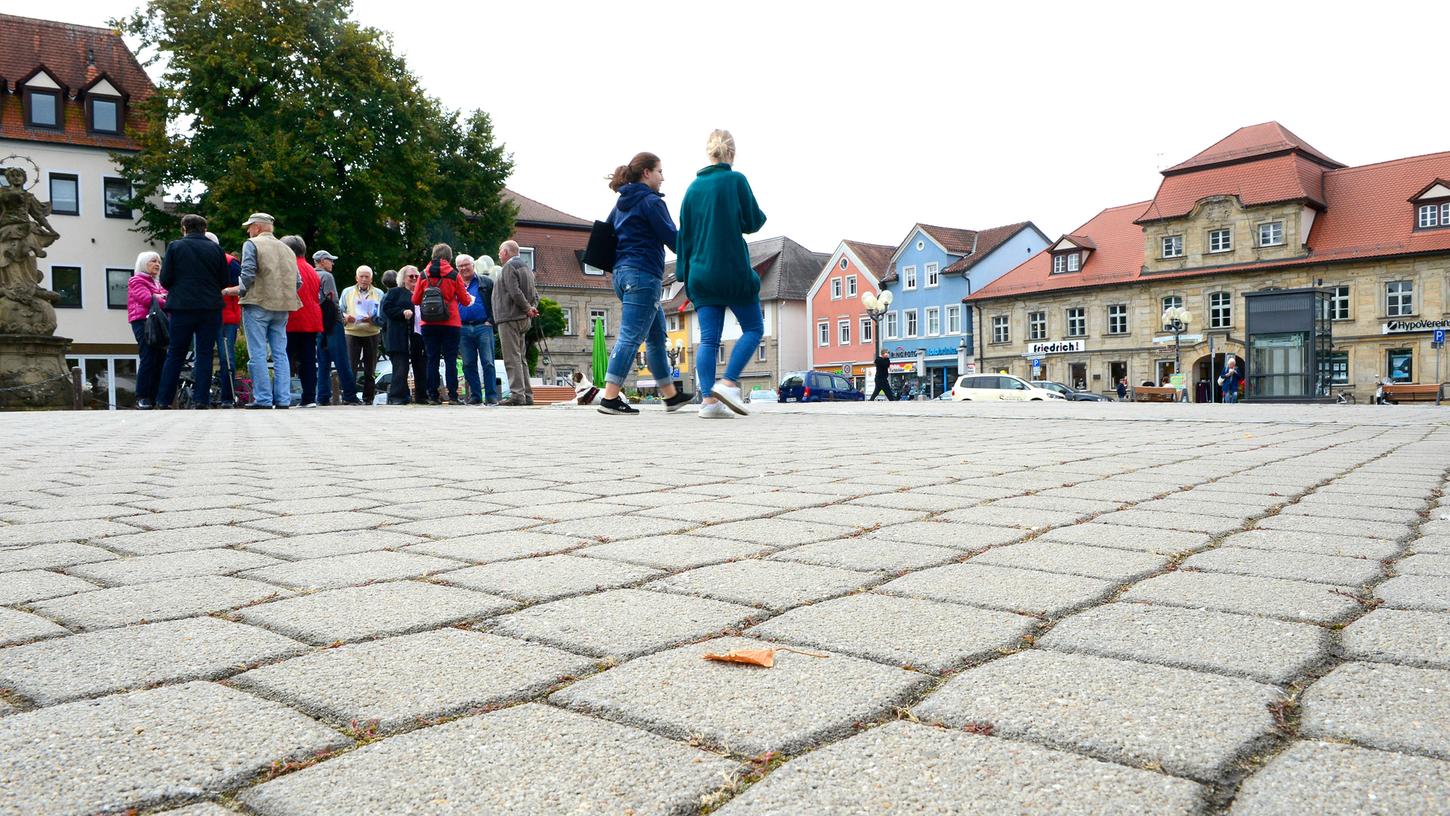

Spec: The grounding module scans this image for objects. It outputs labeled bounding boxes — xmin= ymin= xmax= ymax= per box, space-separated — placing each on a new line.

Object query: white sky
xmin=12 ymin=0 xmax=1450 ymax=253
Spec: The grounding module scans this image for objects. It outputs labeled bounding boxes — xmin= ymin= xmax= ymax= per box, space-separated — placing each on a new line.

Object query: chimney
xmin=85 ymin=46 xmax=99 ymax=83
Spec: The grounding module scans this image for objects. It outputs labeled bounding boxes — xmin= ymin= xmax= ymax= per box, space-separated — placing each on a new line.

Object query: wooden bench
xmin=1383 ymin=383 xmax=1443 ymax=404
xmin=531 ymin=385 xmax=577 ymax=405
xmin=1133 ymin=386 xmax=1181 ymax=403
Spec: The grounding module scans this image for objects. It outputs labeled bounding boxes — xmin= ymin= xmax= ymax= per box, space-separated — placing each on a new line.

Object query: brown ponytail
xmin=608 ymin=152 xmax=661 ymax=192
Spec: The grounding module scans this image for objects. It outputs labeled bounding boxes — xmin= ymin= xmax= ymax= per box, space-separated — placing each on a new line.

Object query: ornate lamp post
xmin=1162 ymin=306 xmax=1192 ymax=399
xmin=666 ymin=338 xmax=684 ymax=387
xmin=861 ymin=290 xmax=894 ymax=360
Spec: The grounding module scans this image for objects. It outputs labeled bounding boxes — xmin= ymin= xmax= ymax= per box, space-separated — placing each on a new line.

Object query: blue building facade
xmin=880 ymin=222 xmax=1048 ymax=395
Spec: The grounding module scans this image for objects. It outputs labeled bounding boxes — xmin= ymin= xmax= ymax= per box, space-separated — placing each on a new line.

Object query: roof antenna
xmin=86 ymin=47 xmax=95 ymax=66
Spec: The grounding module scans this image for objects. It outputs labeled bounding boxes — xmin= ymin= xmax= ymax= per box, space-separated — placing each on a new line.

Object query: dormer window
xmin=1418 ymin=202 xmax=1449 ymax=229
xmin=1409 ymin=180 xmax=1450 ymax=230
xmin=1161 ymin=235 xmax=1184 ymax=258
xmin=26 ymin=89 xmax=61 ymax=129
xmin=1048 ymin=235 xmax=1092 ymax=273
xmin=89 ymin=97 xmax=120 ymax=134
xmin=1052 ymin=252 xmax=1081 ymax=274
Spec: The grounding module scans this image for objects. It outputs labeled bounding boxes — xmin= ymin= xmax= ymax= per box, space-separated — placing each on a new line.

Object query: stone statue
xmin=0 ymin=161 xmax=73 ymax=409
xmin=0 ymin=167 xmax=60 ymax=289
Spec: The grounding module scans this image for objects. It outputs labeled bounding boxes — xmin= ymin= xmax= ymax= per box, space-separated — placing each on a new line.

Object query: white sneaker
xmin=710 ymin=383 xmax=750 ymax=415
xmin=699 ymin=401 xmax=734 ymax=419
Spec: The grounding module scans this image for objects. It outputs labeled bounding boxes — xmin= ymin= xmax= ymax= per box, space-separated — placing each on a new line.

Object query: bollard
xmin=71 ymin=366 xmax=83 ymax=409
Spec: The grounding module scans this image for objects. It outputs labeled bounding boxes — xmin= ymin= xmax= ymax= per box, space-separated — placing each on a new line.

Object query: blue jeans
xmin=605 ymin=268 xmax=671 ymax=387
xmin=216 ymin=322 xmax=238 ymax=404
xmin=695 ymin=302 xmax=763 ymax=396
xmin=157 ymin=309 xmax=220 ymax=407
xmin=422 ymin=324 xmax=461 ymax=401
xmin=242 ymin=306 xmax=291 ymax=407
xmin=1223 ymin=384 xmax=1239 ymax=404
xmin=460 ymin=323 xmax=498 ymax=403
xmin=317 ymin=322 xmax=357 ymax=404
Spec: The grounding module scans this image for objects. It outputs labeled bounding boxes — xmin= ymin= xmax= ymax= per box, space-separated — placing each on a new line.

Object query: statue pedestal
xmin=0 ymin=334 xmax=73 ymax=410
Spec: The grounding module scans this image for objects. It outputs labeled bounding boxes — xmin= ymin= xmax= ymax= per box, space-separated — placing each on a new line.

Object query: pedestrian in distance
xmin=381 ymin=266 xmax=420 ymax=405
xmin=1116 ymin=377 xmax=1128 ymax=401
xmin=676 ymin=129 xmax=767 ymax=419
xmin=493 ymin=240 xmax=539 ymax=406
xmin=1218 ymin=358 xmax=1242 ymax=404
xmin=281 ymin=235 xmax=323 ymax=408
xmin=869 ymin=350 xmax=895 ymax=401
xmin=208 ymin=232 xmax=241 ymax=408
xmin=411 ymin=243 xmax=472 ymax=405
xmin=454 ymin=254 xmax=499 ymax=405
xmin=313 ymin=249 xmax=360 ymax=406
xmin=225 ymin=212 xmax=301 ymax=409
xmin=341 ymin=265 xmax=384 ymax=405
xmin=127 ymin=250 xmax=166 ymax=409
xmin=597 ymin=151 xmax=693 ymax=416
xmin=156 ymin=213 xmax=228 ymax=409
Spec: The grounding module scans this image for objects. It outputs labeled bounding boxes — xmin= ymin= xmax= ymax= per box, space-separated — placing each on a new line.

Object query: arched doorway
xmin=1194 ymin=353 xmax=1245 ymax=402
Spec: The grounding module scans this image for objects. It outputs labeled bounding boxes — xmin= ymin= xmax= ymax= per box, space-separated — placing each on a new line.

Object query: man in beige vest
xmin=223 ymin=212 xmax=301 ymax=408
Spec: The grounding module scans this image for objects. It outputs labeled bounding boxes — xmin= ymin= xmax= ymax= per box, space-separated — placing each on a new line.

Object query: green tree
xmin=525 ymin=298 xmax=567 ymax=376
xmin=113 ymin=0 xmax=515 ymax=289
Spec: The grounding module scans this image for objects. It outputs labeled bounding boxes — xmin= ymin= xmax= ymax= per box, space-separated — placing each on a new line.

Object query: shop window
xmin=1387 ymin=349 xmax=1413 ymax=383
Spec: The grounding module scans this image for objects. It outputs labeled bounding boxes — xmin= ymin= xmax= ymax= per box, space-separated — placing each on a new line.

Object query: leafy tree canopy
xmin=114 ymin=0 xmax=515 ymax=288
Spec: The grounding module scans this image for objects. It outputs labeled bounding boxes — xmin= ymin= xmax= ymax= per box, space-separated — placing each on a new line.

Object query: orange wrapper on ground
xmin=703 ymin=648 xmax=776 ymax=668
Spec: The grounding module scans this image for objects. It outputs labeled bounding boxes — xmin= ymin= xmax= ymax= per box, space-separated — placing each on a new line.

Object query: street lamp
xmin=861 ymin=290 xmax=894 ymax=361
xmin=666 ymin=338 xmax=685 ymax=388
xmin=1162 ymin=306 xmax=1192 ymax=398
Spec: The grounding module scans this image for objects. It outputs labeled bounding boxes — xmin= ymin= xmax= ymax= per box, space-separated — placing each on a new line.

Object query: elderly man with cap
xmin=312 ymin=249 xmax=360 ymax=406
xmin=223 ymin=212 xmax=301 ymax=409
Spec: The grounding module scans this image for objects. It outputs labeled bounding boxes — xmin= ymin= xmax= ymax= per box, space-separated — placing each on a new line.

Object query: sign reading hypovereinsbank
xmin=1025 ymin=340 xmax=1085 ymax=355
xmin=1383 ymin=319 xmax=1450 ymax=335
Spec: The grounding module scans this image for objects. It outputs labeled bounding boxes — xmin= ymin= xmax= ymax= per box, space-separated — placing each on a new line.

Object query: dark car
xmin=1039 ymin=381 xmax=1111 ymax=401
xmin=778 ymin=371 xmax=865 ymax=402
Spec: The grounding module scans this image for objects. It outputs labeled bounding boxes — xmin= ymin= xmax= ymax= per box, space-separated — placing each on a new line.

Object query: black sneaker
xmin=664 ymin=391 xmax=694 ymax=413
xmin=597 ymin=396 xmax=638 ymax=415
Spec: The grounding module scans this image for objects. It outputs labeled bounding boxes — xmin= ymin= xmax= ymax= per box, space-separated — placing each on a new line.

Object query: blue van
xmin=777 ymin=371 xmax=864 ymax=403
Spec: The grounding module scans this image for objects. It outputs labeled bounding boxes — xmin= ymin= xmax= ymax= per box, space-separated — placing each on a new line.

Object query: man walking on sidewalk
xmin=493 ymin=240 xmax=538 ymax=406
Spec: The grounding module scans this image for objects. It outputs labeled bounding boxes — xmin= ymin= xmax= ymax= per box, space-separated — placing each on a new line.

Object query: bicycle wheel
xmin=1341 ymin=392 xmax=1357 ymax=405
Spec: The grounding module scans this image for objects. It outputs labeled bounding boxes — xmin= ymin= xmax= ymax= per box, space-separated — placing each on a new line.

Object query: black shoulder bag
xmin=583 ymin=208 xmax=618 ymax=272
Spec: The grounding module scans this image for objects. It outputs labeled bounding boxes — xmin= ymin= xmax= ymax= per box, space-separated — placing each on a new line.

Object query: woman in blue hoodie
xmin=597 ymin=152 xmax=693 ymax=415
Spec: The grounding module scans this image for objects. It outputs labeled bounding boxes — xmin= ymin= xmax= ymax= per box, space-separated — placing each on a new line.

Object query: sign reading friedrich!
xmin=1025 ymin=340 xmax=1085 ymax=355
xmin=1382 ymin=319 xmax=1450 ymax=335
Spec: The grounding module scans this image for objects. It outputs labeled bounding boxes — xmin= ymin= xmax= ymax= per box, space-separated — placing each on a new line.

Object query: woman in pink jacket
xmin=127 ymin=250 xmax=166 ymax=409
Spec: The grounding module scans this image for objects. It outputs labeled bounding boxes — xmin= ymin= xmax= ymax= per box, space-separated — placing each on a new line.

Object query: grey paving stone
xmin=0 ymin=542 xmax=116 ymax=573
xmin=1255 ymin=514 xmax=1412 ymax=541
xmin=243 ymin=511 xmax=398 ymax=537
xmin=1230 ymin=739 xmax=1450 ymax=816
xmin=65 ymin=548 xmax=281 ymax=586
xmin=1279 ymin=502 xmax=1424 ymax=525
xmin=1340 ymin=608 xmax=1450 ymax=669
xmin=776 ymin=504 xmax=931 ymax=528
xmin=0 ymin=518 xmax=141 ymax=547
xmin=0 ymin=681 xmax=347 ymax=816
xmin=867 ymin=521 xmax=1028 ymax=550
xmin=239 ymin=703 xmax=737 ymax=816
xmin=95 ymin=525 xmax=277 ymax=556
xmin=436 ymin=555 xmax=661 ymax=602
xmin=1122 ymin=571 xmax=1362 ymax=624
xmin=1376 ymin=574 xmax=1450 ymax=611
xmin=748 ymin=593 xmax=1036 ymax=673
xmin=374 ymin=497 xmax=508 ymax=521
xmin=240 ymin=529 xmax=425 ymax=560
xmin=769 ymin=537 xmax=962 ymax=572
xmin=552 ymin=636 xmax=929 ymax=755
xmin=1417 ymin=519 xmax=1450 ymax=538
xmin=117 ymin=508 xmax=273 ymax=531
xmin=991 ymin=495 xmax=1126 ymax=515
xmin=236 ymin=580 xmax=512 ymax=645
xmin=1220 ymin=529 xmax=1402 ymax=560
xmin=0 ymin=570 xmax=100 ymax=605
xmin=1410 ymin=535 xmax=1450 ymax=555
xmin=0 ymin=505 xmax=142 ymax=524
xmin=879 ymin=563 xmax=1117 ymax=618
xmin=971 ymin=540 xmax=1172 ymax=582
xmin=1094 ymin=508 xmax=1249 ymax=535
xmin=239 ymin=550 xmax=462 ymax=590
xmin=232 ymin=629 xmax=591 ymax=732
xmin=1041 ymin=603 xmax=1329 ymax=684
xmin=251 ymin=496 xmax=384 ymax=516
xmin=636 ymin=500 xmax=774 ymax=524
xmin=575 ymin=534 xmax=772 ymax=570
xmin=496 ymin=500 xmax=641 ymax=522
xmin=1036 ymin=522 xmax=1211 ymax=554
xmin=1134 ymin=499 xmax=1267 ymax=521
xmin=527 ymin=514 xmax=699 ymax=541
xmin=719 ymin=721 xmax=1206 ymax=816
xmin=937 ymin=505 xmax=1089 ymax=530
xmin=914 ymin=650 xmax=1281 ymax=782
xmin=648 ymin=560 xmax=876 ymax=611
xmin=848 ymin=491 xmax=982 ymax=513
xmin=401 ymin=530 xmax=589 ymax=563
xmin=1181 ymin=547 xmax=1384 ymax=586
xmin=492 ymin=588 xmax=759 ymax=659
xmin=692 ymin=517 xmax=853 ymax=546
xmin=480 ymin=488 xmax=602 ymax=506
xmin=1301 ymin=662 xmax=1450 ymax=759
xmin=0 ymin=607 xmax=68 ymax=646
xmin=1399 ymin=552 xmax=1450 ymax=576
xmin=0 ymin=617 xmax=306 ymax=705
xmin=28 ymin=576 xmax=288 ymax=631
xmin=152 ymin=803 xmax=234 ymax=816
xmin=124 ymin=494 xmax=256 ymax=513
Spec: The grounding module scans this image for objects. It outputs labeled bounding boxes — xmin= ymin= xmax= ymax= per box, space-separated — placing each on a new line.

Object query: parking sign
xmin=1435 ymin=329 xmax=1446 ymax=346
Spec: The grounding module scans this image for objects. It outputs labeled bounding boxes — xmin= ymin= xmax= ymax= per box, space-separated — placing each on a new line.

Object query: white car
xmin=745 ymin=389 xmax=778 ymax=403
xmin=951 ymin=374 xmax=1066 ymax=402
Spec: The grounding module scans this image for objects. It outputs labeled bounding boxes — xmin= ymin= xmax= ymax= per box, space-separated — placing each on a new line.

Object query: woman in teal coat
xmin=675 ymin=129 xmax=767 ymax=418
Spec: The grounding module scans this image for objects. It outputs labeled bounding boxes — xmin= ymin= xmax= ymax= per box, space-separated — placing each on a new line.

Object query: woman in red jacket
xmin=412 ymin=243 xmax=472 ymax=405
xmin=282 ymin=235 xmax=323 ymax=407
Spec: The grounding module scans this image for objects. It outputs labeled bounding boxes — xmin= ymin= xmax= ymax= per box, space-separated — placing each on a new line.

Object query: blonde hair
xmin=133 ymin=250 xmax=160 ymax=277
xmin=706 ymin=129 xmax=735 ymax=164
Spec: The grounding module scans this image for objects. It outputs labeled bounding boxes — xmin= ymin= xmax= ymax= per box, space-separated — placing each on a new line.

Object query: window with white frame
xmin=1066 ymin=307 xmax=1085 ymax=337
xmin=1387 ymin=280 xmax=1414 ymax=316
xmin=925 ymin=307 xmax=940 ymax=336
xmin=1066 ymin=252 xmax=1081 ymax=272
xmin=945 ymin=305 xmax=961 ymax=335
xmin=667 ymin=314 xmax=680 ymax=332
xmin=839 ymin=319 xmax=851 ymax=345
xmin=588 ymin=307 xmax=608 ymax=335
xmin=845 ymin=276 xmax=857 ymax=297
xmin=904 ymin=309 xmax=919 ymax=337
xmin=1208 ymin=228 xmax=1232 ymax=253
xmin=903 ymin=266 xmax=918 ymax=290
xmin=561 ymin=307 xmax=574 ymax=335
xmin=830 ymin=278 xmax=842 ymax=299
xmin=1028 ymin=311 xmax=1046 ymax=341
xmin=1258 ymin=221 xmax=1284 ymax=247
xmin=1208 ymin=291 xmax=1232 ymax=328
xmin=884 ymin=311 xmax=899 ymax=339
xmin=1330 ymin=285 xmax=1350 ymax=320
xmin=519 ymin=247 xmax=536 ymax=269
xmin=757 ymin=344 xmax=767 ymax=362
xmin=583 ymin=263 xmax=606 ymax=276
xmin=1417 ymin=203 xmax=1450 ymax=229
xmin=718 ymin=345 xmax=727 ymax=364
xmin=991 ymin=315 xmax=1009 ymax=344
xmin=925 ymin=262 xmax=939 ymax=288
xmin=817 ymin=321 xmax=830 ymax=346
xmin=1107 ymin=304 xmax=1128 ymax=334
xmin=1161 ymin=235 xmax=1184 ymax=258
xmin=1162 ymin=295 xmax=1183 ymax=313
xmin=860 ymin=316 xmax=873 ymax=343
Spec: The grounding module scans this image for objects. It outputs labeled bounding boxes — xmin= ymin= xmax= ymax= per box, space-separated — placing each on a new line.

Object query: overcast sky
xmin=13 ymin=0 xmax=1450 ymax=254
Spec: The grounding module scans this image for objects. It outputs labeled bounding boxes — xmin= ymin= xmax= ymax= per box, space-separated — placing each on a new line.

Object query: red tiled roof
xmin=1163 ymin=121 xmax=1342 ymax=174
xmin=1136 ymin=152 xmax=1329 ymax=223
xmin=532 ymin=246 xmax=610 ymax=290
xmin=918 ymin=223 xmax=979 ymax=254
xmin=842 ymin=240 xmax=894 ymax=278
xmin=970 ymin=203 xmax=1149 ymax=300
xmin=503 ymin=188 xmax=591 ymax=228
xmin=942 ymin=222 xmax=1037 ymax=274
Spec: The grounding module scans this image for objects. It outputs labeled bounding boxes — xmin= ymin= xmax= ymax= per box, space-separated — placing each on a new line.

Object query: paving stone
xmin=0 ymin=617 xmax=306 ymax=705
xmin=65 ymin=548 xmax=282 ymax=586
xmin=117 ymin=508 xmax=273 ymax=531
xmin=1230 ymin=739 xmax=1450 ymax=816
xmin=748 ymin=593 xmax=1036 ymax=673
xmin=1122 ymin=571 xmax=1362 ymax=624
xmin=914 ymin=650 xmax=1281 ymax=782
xmin=369 ymin=515 xmax=541 ymax=542
xmin=575 ymin=534 xmax=772 ymax=569
xmin=1220 ymin=529 xmax=1402 ymax=560
xmin=0 ymin=518 xmax=142 ymax=547
xmin=1340 ymin=608 xmax=1450 ymax=669
xmin=232 ymin=629 xmax=591 ymax=732
xmin=1181 ymin=547 xmax=1383 ymax=586
xmin=1279 ymin=502 xmax=1424 ymax=525
xmin=95 ymin=525 xmax=277 ymax=556
xmin=236 ymin=581 xmax=513 ymax=645
xmin=124 ymin=494 xmax=257 ymax=513
xmin=769 ymin=537 xmax=962 ymax=572
xmin=401 ymin=530 xmax=588 ymax=563
xmin=496 ymin=501 xmax=642 ymax=522
xmin=648 ymin=560 xmax=876 ymax=611
xmin=1300 ymin=662 xmax=1450 ymax=759
xmin=0 ymin=542 xmax=115 ymax=573
xmin=775 ymin=504 xmax=931 ymax=528
xmin=0 ymin=505 xmax=145 ymax=524
xmin=1417 ymin=519 xmax=1450 ymax=538
xmin=1376 ymin=574 xmax=1450 ymax=611
xmin=0 ymin=570 xmax=100 ymax=605
xmin=725 ymin=490 xmax=864 ymax=511
xmin=636 ymin=500 xmax=775 ymax=524
xmin=1399 ymin=552 xmax=1450 ymax=576
xmin=152 ymin=803 xmax=234 ymax=816
xmin=1134 ymin=498 xmax=1268 ymax=521
xmin=481 ymin=488 xmax=602 ymax=506
xmin=1040 ymin=603 xmax=1329 ymax=684
xmin=971 ymin=539 xmax=1172 ymax=582
xmin=240 ymin=529 xmax=425 ymax=560
xmin=1094 ymin=508 xmax=1249 ymax=535
xmin=1410 ymin=535 xmax=1450 ymax=555
xmin=1036 ymin=522 xmax=1212 ymax=554
xmin=436 ymin=555 xmax=661 ymax=602
xmin=239 ymin=550 xmax=462 ymax=590
xmin=692 ymin=517 xmax=852 ymax=546
xmin=552 ymin=636 xmax=928 ymax=755
xmin=867 ymin=521 xmax=1027 ymax=550
xmin=239 ymin=703 xmax=737 ymax=816
xmin=879 ymin=563 xmax=1117 ymax=618
xmin=0 ymin=681 xmax=348 ymax=816
xmin=493 ymin=588 xmax=759 ymax=659
xmin=1254 ymin=514 xmax=1412 ymax=541
xmin=26 ymin=576 xmax=288 ymax=631
xmin=0 ymin=607 xmax=68 ymax=646
xmin=243 ymin=511 xmax=397 ymax=536
xmin=719 ymin=721 xmax=1206 ymax=816
xmin=937 ymin=505 xmax=1089 ymax=530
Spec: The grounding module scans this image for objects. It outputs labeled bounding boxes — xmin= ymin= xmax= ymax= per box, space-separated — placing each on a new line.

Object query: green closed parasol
xmin=591 ymin=316 xmax=608 ymax=386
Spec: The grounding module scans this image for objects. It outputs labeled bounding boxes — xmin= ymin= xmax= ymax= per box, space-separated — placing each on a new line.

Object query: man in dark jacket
xmin=156 ymin=213 xmax=228 ymax=408
xmin=870 ymin=350 xmax=895 ymax=401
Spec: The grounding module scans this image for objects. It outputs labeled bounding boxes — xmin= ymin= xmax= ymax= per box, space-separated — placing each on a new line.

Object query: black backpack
xmin=420 ymin=271 xmax=455 ymax=323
